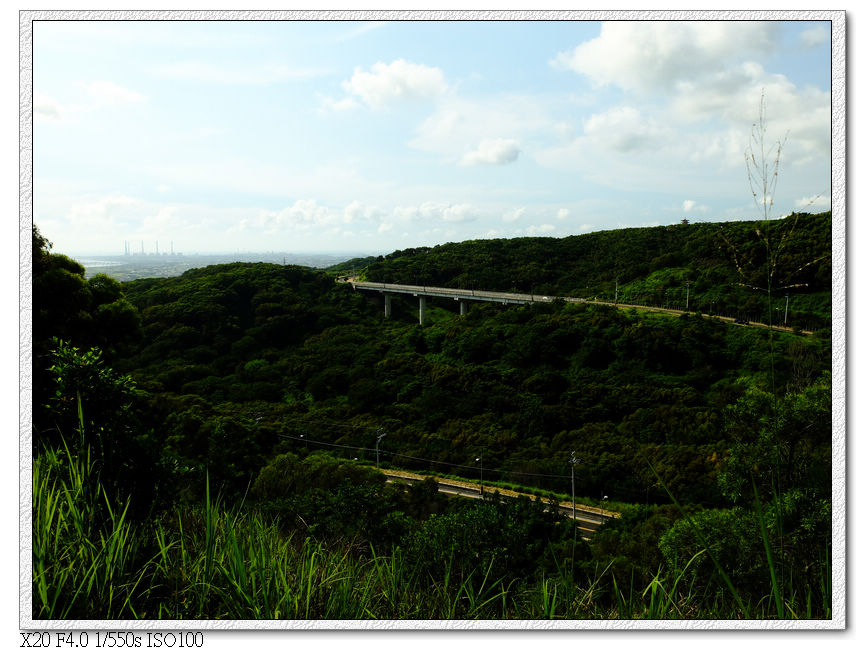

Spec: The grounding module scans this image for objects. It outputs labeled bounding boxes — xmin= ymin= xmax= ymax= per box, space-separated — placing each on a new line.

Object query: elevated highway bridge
xmin=342 ymin=279 xmax=807 ymax=333
xmin=346 ymin=279 xmax=567 ymax=322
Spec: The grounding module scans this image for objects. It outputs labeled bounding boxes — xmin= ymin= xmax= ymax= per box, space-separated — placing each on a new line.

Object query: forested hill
xmin=359 ymin=212 xmax=831 ymax=331
xmin=108 ymin=256 xmax=830 ymax=510
xmin=117 ymin=262 xmax=379 ymax=397
xmin=34 ymin=222 xmax=832 ymax=617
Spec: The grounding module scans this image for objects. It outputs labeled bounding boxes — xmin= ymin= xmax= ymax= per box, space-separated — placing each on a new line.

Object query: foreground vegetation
xmin=34 ymin=430 xmax=830 ymax=620
xmin=30 ymin=216 xmax=833 ymax=620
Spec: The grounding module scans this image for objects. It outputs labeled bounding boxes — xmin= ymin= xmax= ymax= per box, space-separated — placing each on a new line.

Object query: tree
xmin=42 ymin=340 xmax=163 ymax=517
xmin=32 ymin=227 xmax=141 ymax=430
xmin=718 ymin=373 xmax=830 ymax=506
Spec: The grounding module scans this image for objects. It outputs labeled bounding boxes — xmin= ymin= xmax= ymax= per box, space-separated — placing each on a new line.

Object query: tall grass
xmin=32 ymin=436 xmax=152 ymax=618
xmin=644 ymin=453 xmax=831 ymax=620
xmin=33 ymin=439 xmax=831 ymax=620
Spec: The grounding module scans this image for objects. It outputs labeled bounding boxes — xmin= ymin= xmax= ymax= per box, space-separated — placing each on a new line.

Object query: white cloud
xmin=331 ymin=21 xmax=387 ymax=42
xmin=442 ymin=204 xmax=473 ymax=222
xmin=794 ymin=194 xmax=830 ymax=210
xmin=551 ymin=22 xmax=828 ymax=166
xmin=553 ymin=21 xmax=778 ymax=93
xmin=42 ymin=193 xmax=205 ymax=252
xmin=683 ymin=199 xmax=709 ymax=214
xmin=35 ymin=82 xmax=145 ymax=124
xmin=410 ymin=95 xmax=550 ymax=162
xmin=154 ymin=61 xmax=325 ymax=84
xmin=800 ymin=24 xmax=829 ymax=48
xmin=536 ymin=80 xmax=828 ymax=201
xmin=536 ymin=21 xmax=829 ymax=208
xmin=535 ymin=104 xmax=678 ymax=182
xmin=503 ymin=207 xmax=525 ymax=223
xmin=459 ymin=138 xmax=521 ymax=166
xmin=393 ymin=202 xmax=475 ymax=224
xmin=670 ymin=63 xmax=829 ymax=140
xmin=340 ymin=59 xmax=448 ymax=110
xmin=556 ymin=208 xmax=570 ymax=220
xmin=259 ymin=199 xmax=346 ymax=231
xmin=583 ymin=106 xmax=669 ymax=153
xmin=34 ymin=92 xmax=66 ymax=121
xmin=67 ymin=194 xmax=142 ymax=226
xmin=343 ymin=200 xmax=381 ymax=223
xmin=525 ymin=224 xmax=556 ymax=235
xmin=85 ymin=81 xmax=145 ymax=105
xmin=146 ymin=156 xmax=399 ymax=209
xmin=318 ymin=94 xmax=361 ymax=113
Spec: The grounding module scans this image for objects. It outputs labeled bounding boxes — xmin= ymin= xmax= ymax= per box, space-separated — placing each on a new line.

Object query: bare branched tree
xmin=719 ymin=92 xmax=827 ymax=303
xmin=746 ymin=91 xmax=787 ymax=225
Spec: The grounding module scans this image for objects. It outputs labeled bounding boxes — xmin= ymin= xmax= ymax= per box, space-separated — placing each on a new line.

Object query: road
xmin=381 ymin=469 xmax=616 ymax=539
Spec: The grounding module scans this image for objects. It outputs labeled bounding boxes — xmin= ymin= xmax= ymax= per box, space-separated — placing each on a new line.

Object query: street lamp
xmin=601 ymin=494 xmax=608 ymax=518
xmin=299 ymin=434 xmax=306 ymax=450
xmin=376 ymin=431 xmax=387 ymax=469
xmin=570 ymin=453 xmax=581 ymax=521
xmin=475 ymin=455 xmax=484 ymax=497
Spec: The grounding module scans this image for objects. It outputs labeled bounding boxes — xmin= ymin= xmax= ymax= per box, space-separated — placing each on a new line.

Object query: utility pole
xmin=475 ymin=455 xmax=484 ymax=497
xmin=570 ymin=453 xmax=581 ymax=521
xmin=685 ymin=280 xmax=691 ymax=312
xmin=375 ymin=430 xmax=387 ymax=469
xmin=784 ymin=294 xmax=790 ymax=326
xmin=615 ymin=278 xmax=618 ymax=304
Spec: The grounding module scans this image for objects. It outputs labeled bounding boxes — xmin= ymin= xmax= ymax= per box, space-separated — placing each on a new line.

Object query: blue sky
xmin=32 ymin=18 xmax=832 ymax=255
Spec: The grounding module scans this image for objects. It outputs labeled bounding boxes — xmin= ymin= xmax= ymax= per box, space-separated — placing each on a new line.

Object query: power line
xmin=277 ymin=434 xmax=666 ymax=502
xmin=279 ymin=433 xmax=573 ymax=481
xmin=279 ymin=433 xmax=366 ymax=453
xmin=280 ymin=422 xmax=576 ymax=478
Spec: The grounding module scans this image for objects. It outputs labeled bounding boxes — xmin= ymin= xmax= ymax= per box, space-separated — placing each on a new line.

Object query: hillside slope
xmin=359 ymin=212 xmax=831 ymax=330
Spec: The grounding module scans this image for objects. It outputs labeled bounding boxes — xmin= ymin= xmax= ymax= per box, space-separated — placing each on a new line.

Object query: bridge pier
xmin=459 ymin=300 xmax=467 ymax=316
xmin=418 ymin=295 xmax=426 ymax=325
xmin=384 ymin=294 xmax=392 ymax=318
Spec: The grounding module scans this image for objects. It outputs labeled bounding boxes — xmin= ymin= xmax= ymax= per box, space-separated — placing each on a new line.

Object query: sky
xmin=31 ymin=17 xmax=833 ymax=256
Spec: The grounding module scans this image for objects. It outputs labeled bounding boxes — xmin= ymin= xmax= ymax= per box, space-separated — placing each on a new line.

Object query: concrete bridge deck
xmin=343 ymin=279 xmax=808 ymax=333
xmin=349 ymin=280 xmax=570 ymax=306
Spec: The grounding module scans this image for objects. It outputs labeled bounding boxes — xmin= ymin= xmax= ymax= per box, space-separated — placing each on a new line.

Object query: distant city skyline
xmin=112 ymin=240 xmax=376 ymax=257
xmin=31 ymin=15 xmax=834 ymax=255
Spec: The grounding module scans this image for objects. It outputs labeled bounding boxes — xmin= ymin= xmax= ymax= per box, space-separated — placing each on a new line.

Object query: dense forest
xmin=362 ymin=211 xmax=831 ymax=331
xmin=31 ymin=213 xmax=833 ymax=620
